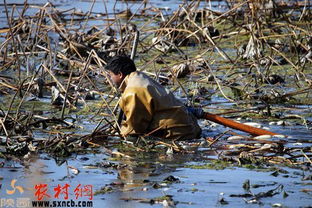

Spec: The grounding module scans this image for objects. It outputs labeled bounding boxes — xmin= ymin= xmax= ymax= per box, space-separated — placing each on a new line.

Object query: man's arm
xmin=119 ymin=88 xmax=153 ymax=136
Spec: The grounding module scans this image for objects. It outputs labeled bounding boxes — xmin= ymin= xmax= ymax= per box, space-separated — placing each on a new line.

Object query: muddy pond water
xmin=1 ymin=0 xmax=312 ymax=208
xmin=1 ymin=98 xmax=311 ymax=208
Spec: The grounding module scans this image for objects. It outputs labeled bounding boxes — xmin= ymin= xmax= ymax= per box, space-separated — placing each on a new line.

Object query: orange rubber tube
xmin=203 ymin=112 xmax=278 ymax=136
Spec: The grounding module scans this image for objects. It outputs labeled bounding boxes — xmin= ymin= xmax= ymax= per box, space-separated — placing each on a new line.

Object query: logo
xmin=6 ymin=180 xmax=24 ymax=195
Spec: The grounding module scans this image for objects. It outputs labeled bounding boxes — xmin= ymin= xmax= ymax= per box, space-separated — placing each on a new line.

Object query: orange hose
xmin=203 ymin=112 xmax=278 ymax=136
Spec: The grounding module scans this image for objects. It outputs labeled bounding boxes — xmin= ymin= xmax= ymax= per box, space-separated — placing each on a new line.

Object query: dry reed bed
xmin=0 ymin=0 xmax=311 ymax=167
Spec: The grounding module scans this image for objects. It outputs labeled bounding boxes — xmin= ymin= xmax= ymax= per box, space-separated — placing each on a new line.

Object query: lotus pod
xmin=33 ymin=77 xmax=45 ymax=98
xmin=242 ymin=36 xmax=263 ymax=59
xmin=51 ymin=86 xmax=64 ymax=106
xmin=172 ymin=63 xmax=190 ymax=78
xmin=7 ymin=142 xmax=29 ymax=156
xmin=152 ymin=37 xmax=172 ymax=53
xmin=203 ymin=26 xmax=220 ymax=38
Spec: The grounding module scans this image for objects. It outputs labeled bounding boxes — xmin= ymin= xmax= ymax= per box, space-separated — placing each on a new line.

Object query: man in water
xmin=105 ymin=55 xmax=201 ymax=140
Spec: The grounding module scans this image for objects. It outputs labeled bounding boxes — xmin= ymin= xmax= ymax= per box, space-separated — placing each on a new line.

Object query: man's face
xmin=108 ymin=71 xmax=124 ymax=87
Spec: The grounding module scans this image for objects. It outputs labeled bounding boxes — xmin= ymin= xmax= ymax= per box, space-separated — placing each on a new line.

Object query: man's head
xmin=105 ymin=55 xmax=136 ymax=87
